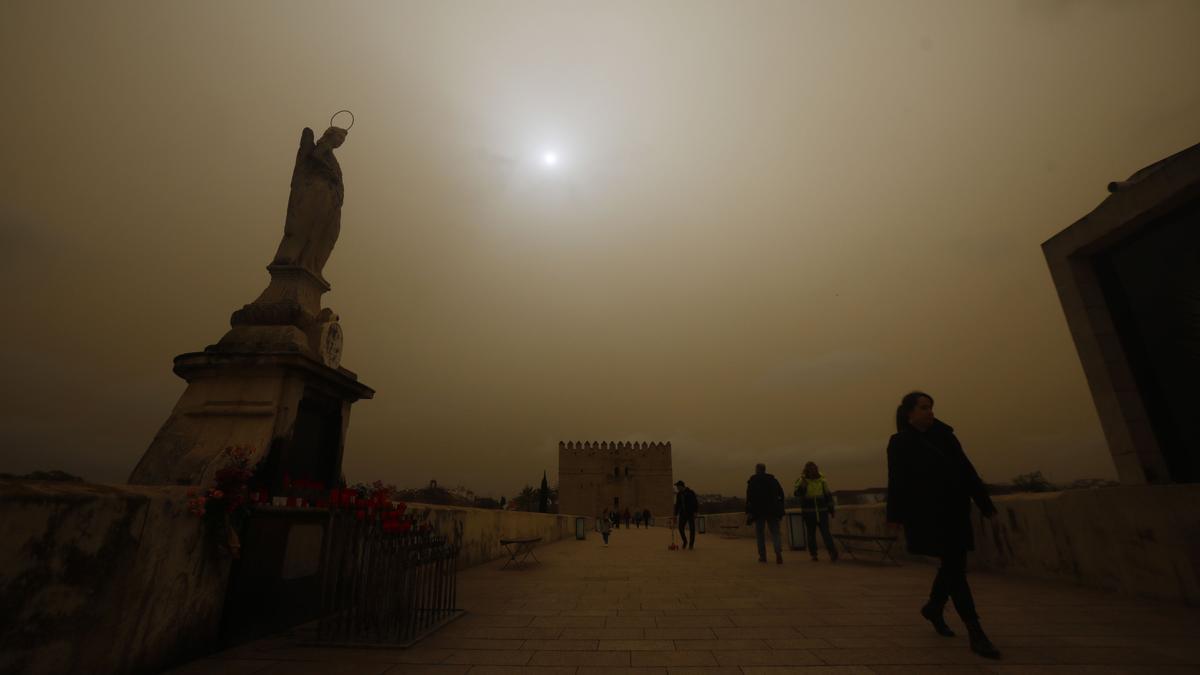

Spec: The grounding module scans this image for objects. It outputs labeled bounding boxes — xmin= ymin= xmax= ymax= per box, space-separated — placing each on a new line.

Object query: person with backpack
xmin=745 ymin=463 xmax=786 ymax=564
xmin=673 ymin=480 xmax=699 ymax=550
xmin=795 ymin=462 xmax=839 ymax=562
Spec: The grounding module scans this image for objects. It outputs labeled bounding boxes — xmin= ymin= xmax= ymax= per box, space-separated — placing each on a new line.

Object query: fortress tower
xmin=557 ymin=441 xmax=674 ymax=520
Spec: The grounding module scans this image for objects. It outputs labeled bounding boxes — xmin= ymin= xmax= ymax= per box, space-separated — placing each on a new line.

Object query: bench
xmin=832 ymin=534 xmax=900 ymax=565
xmin=499 ymin=537 xmax=542 ymax=569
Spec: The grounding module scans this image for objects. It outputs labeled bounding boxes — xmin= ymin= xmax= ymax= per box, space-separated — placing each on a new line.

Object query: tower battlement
xmin=557 ymin=440 xmax=674 ymax=518
xmin=557 ymin=440 xmax=672 ymax=456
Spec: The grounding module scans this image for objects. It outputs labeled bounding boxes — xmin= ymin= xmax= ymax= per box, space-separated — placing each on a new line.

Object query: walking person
xmin=623 ymin=507 xmax=632 ymax=528
xmin=599 ymin=509 xmax=612 ymax=546
xmin=745 ymin=463 xmax=786 ymax=564
xmin=643 ymin=508 xmax=652 ymax=527
xmin=634 ymin=510 xmax=643 ymax=528
xmin=886 ymin=391 xmax=1001 ymax=659
xmin=795 ymin=462 xmax=839 ymax=562
xmin=673 ymin=480 xmax=699 ymax=550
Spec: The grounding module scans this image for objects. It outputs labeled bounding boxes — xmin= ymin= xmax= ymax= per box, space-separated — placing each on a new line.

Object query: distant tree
xmin=1011 ymin=471 xmax=1056 ymax=493
xmin=1065 ymin=478 xmax=1119 ymax=490
xmin=512 ymin=485 xmax=538 ymax=511
xmin=538 ymin=471 xmax=550 ymax=513
xmin=984 ymin=483 xmax=1019 ymax=496
xmin=473 ymin=496 xmax=502 ymax=509
xmin=391 ymin=480 xmax=473 ymax=506
xmin=447 ymin=484 xmax=476 ymax=503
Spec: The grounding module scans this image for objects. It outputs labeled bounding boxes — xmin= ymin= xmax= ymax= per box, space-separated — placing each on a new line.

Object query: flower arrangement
xmin=188 ymin=450 xmax=440 ymax=557
xmin=328 ymin=481 xmax=434 ymax=535
xmin=188 ymin=445 xmax=256 ymax=558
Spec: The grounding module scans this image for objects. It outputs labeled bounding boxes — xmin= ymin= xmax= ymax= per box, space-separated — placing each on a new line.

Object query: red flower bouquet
xmin=188 ymin=445 xmax=257 ymax=558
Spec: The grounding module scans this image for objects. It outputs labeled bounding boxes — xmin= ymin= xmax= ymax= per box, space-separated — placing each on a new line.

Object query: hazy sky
xmin=3 ymin=1 xmax=1198 ymax=497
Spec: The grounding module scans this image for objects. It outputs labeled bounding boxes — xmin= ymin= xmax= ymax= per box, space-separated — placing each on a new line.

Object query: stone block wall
xmin=0 ymin=481 xmax=230 ymax=675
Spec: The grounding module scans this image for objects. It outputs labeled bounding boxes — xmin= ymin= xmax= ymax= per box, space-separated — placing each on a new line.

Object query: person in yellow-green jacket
xmin=794 ymin=462 xmax=839 ymax=562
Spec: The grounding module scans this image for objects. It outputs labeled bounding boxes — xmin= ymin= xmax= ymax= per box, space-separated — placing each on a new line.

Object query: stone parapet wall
xmin=704 ymin=485 xmax=1200 ymax=604
xmin=698 ymin=511 xmax=770 ymax=538
xmin=0 ymin=480 xmax=231 ymax=675
xmin=415 ymin=504 xmax=583 ymax=569
xmin=0 ymin=483 xmax=592 ymax=675
xmin=973 ymin=485 xmax=1200 ymax=604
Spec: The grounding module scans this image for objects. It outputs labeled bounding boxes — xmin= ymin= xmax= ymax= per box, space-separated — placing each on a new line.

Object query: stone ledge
xmin=0 ymin=481 xmax=231 ymax=675
xmin=706 ymin=485 xmax=1200 ymax=605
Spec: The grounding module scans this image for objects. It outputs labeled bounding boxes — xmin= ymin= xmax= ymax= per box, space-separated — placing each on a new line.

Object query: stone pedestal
xmin=129 ymin=265 xmax=373 ymax=489
xmin=217 ymin=265 xmax=342 ymax=367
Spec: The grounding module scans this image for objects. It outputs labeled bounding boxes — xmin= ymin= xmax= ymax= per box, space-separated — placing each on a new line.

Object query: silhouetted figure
xmin=623 ymin=507 xmax=632 ymax=528
xmin=599 ymin=509 xmax=612 ymax=546
xmin=673 ymin=480 xmax=699 ymax=549
xmin=745 ymin=463 xmax=785 ymax=564
xmin=886 ymin=391 xmax=1001 ymax=660
xmin=795 ymin=462 xmax=838 ymax=562
xmin=643 ymin=508 xmax=652 ymax=527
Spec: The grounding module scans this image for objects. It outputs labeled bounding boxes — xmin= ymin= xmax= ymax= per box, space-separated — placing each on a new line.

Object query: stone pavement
xmin=170 ymin=526 xmax=1200 ymax=674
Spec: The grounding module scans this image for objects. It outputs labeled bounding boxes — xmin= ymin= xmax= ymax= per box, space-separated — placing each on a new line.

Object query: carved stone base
xmin=212 ymin=265 xmax=341 ymax=366
xmin=128 ymin=351 xmax=374 ymax=488
xmin=249 ymin=264 xmax=330 ymax=316
xmin=213 ymin=324 xmax=312 ymax=356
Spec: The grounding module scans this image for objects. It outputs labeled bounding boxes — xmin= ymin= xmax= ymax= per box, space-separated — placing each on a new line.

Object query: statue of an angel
xmin=271 ymin=126 xmax=348 ymax=280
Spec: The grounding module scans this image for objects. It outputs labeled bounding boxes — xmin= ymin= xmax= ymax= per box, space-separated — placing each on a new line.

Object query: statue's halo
xmin=330 ymin=110 xmax=355 ymax=131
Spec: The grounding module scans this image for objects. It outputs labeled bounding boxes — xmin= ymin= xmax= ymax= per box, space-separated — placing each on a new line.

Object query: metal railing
xmin=314 ymin=508 xmax=463 ymax=646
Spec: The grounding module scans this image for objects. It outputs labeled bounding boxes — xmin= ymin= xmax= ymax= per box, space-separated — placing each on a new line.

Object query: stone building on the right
xmin=1043 ymin=142 xmax=1199 ymax=484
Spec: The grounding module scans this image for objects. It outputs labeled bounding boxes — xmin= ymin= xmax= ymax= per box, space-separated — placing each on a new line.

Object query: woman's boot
xmin=920 ymin=602 xmax=955 ymax=637
xmin=965 ymin=620 xmax=1001 ymax=659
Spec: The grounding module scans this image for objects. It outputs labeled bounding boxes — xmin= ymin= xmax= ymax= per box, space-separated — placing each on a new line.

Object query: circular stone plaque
xmin=319 ymin=321 xmax=343 ymax=369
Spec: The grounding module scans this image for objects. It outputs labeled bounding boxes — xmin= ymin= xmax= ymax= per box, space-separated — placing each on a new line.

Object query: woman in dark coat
xmin=886 ymin=391 xmax=1001 ymax=659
